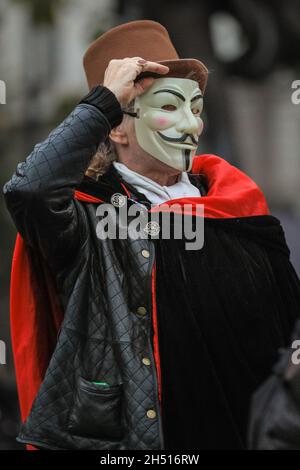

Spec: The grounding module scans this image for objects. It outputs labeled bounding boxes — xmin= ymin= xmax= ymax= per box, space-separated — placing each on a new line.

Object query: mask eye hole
xmin=161 ymin=104 xmax=177 ymax=111
xmin=191 ymin=108 xmax=201 ymax=116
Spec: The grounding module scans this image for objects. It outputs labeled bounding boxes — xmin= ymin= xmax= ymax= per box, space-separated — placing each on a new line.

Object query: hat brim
xmin=135 ymin=58 xmax=208 ymax=94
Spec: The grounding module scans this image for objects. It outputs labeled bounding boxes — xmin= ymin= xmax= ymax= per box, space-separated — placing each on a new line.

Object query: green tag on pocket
xmin=92 ymin=381 xmax=110 ymax=387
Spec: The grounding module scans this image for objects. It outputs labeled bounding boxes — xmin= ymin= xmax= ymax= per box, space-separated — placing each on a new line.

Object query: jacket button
xmin=142 ymin=357 xmax=151 ymax=366
xmin=141 ymin=249 xmax=150 ymax=258
xmin=147 ymin=409 xmax=156 ymax=419
xmin=137 ymin=306 xmax=147 ymax=316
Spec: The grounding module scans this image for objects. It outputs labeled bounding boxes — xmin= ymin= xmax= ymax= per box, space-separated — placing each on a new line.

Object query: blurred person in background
xmin=249 ymin=318 xmax=300 ymax=450
xmin=2 ymin=19 xmax=300 ymax=450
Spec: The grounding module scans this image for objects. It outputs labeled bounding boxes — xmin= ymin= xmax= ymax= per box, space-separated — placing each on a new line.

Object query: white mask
xmin=133 ymin=77 xmax=204 ymax=172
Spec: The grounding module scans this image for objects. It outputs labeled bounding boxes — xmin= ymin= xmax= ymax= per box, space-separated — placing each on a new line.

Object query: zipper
xmin=146 ymin=240 xmax=165 ymax=450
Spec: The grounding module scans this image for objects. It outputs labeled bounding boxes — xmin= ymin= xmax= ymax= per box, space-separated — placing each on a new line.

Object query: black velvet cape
xmin=154 ymin=214 xmax=300 ymax=449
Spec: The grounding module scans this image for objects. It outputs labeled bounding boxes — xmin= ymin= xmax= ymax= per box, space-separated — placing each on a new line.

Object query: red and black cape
xmin=9 ymin=154 xmax=272 ymax=447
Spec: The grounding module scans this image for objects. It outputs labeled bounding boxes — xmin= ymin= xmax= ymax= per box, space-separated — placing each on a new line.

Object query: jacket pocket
xmin=67 ymin=376 xmax=125 ymax=440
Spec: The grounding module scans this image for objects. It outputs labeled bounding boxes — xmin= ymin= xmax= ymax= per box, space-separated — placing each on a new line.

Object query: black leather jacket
xmin=3 ymin=85 xmax=207 ymax=450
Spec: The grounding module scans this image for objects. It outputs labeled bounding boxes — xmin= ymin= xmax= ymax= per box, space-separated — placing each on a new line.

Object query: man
xmin=3 ymin=19 xmax=300 ymax=450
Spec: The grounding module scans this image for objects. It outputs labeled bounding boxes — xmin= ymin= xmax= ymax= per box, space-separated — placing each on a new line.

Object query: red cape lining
xmin=149 ymin=154 xmax=270 ymax=217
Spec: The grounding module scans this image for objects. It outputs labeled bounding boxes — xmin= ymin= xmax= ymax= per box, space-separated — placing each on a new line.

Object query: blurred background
xmin=0 ymin=0 xmax=300 ymax=450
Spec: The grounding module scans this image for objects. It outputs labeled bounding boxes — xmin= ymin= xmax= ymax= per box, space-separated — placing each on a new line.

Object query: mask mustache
xmin=157 ymin=131 xmax=198 ymax=145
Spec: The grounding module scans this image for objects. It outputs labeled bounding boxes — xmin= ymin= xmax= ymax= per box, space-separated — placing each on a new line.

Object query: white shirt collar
xmin=113 ymin=161 xmax=201 ymax=205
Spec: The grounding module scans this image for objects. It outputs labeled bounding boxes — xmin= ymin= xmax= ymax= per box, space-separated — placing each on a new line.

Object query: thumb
xmin=134 ymin=77 xmax=155 ymax=97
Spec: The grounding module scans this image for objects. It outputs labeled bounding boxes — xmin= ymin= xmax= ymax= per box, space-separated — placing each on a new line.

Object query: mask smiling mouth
xmin=157 ymin=131 xmax=198 ymax=147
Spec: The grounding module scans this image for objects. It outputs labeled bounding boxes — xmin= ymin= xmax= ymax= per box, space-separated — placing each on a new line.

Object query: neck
xmin=116 ymin=160 xmax=181 ymax=186
xmin=138 ymin=169 xmax=180 ymax=186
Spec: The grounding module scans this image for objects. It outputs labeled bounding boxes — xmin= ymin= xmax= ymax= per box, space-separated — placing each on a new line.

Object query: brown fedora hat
xmin=83 ymin=19 xmax=209 ymax=94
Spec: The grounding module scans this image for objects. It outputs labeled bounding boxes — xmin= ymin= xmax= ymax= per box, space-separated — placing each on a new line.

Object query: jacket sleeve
xmin=3 ymin=85 xmax=123 ymax=264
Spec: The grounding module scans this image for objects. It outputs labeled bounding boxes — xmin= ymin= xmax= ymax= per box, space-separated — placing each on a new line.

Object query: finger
xmin=128 ymin=57 xmax=169 ymax=74
xmin=135 ymin=77 xmax=155 ymax=96
xmin=141 ymin=61 xmax=169 ymax=74
xmin=130 ymin=56 xmax=146 ymax=62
